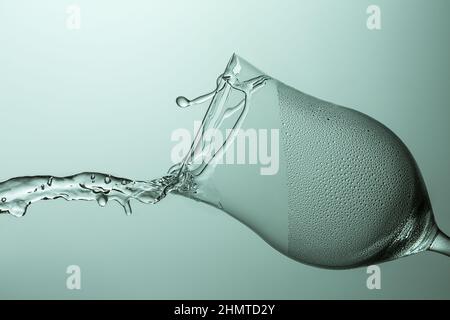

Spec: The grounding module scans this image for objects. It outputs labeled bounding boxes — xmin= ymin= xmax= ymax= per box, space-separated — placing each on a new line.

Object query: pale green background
xmin=0 ymin=0 xmax=449 ymax=299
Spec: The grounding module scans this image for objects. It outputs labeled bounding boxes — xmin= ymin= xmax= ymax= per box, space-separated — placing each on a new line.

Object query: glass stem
xmin=429 ymin=230 xmax=450 ymax=257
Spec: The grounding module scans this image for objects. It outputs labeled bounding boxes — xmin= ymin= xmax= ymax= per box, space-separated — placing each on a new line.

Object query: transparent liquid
xmin=0 ymin=173 xmax=180 ymax=217
xmin=1 ymin=54 xmax=449 ymax=269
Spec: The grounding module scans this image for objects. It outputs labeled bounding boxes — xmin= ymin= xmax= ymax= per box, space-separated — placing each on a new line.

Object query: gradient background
xmin=0 ymin=0 xmax=449 ymax=299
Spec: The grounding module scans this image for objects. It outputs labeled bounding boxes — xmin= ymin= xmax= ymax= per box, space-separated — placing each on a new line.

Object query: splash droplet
xmin=47 ymin=177 xmax=53 ymax=186
xmin=104 ymin=176 xmax=111 ymax=184
xmin=176 ymin=96 xmax=190 ymax=108
xmin=9 ymin=201 xmax=28 ymax=217
xmin=124 ymin=201 xmax=132 ymax=215
xmin=118 ymin=200 xmax=132 ymax=216
xmin=1 ymin=197 xmax=6 ymax=203
xmin=41 ymin=184 xmax=45 ymax=190
xmin=96 ymin=195 xmax=108 ymax=207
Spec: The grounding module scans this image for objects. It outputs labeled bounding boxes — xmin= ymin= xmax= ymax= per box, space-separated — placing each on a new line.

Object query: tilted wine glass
xmin=172 ymin=54 xmax=450 ymax=269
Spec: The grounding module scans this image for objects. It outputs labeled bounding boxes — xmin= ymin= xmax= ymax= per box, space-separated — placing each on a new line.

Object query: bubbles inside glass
xmin=172 ymin=54 xmax=450 ymax=269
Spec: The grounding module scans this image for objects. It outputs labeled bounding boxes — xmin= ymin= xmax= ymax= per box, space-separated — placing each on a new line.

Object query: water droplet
xmin=9 ymin=201 xmax=28 ymax=217
xmin=1 ymin=197 xmax=6 ymax=202
xmin=121 ymin=180 xmax=128 ymax=185
xmin=96 ymin=195 xmax=108 ymax=207
xmin=121 ymin=200 xmax=132 ymax=216
xmin=176 ymin=96 xmax=190 ymax=108
xmin=104 ymin=176 xmax=111 ymax=184
xmin=91 ymin=174 xmax=95 ymax=180
xmin=41 ymin=184 xmax=45 ymax=190
xmin=47 ymin=176 xmax=53 ymax=186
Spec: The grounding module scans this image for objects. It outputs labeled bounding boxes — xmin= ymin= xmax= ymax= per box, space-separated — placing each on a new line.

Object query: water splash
xmin=0 ymin=172 xmax=181 ymax=217
xmin=0 ymin=58 xmax=254 ymax=220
